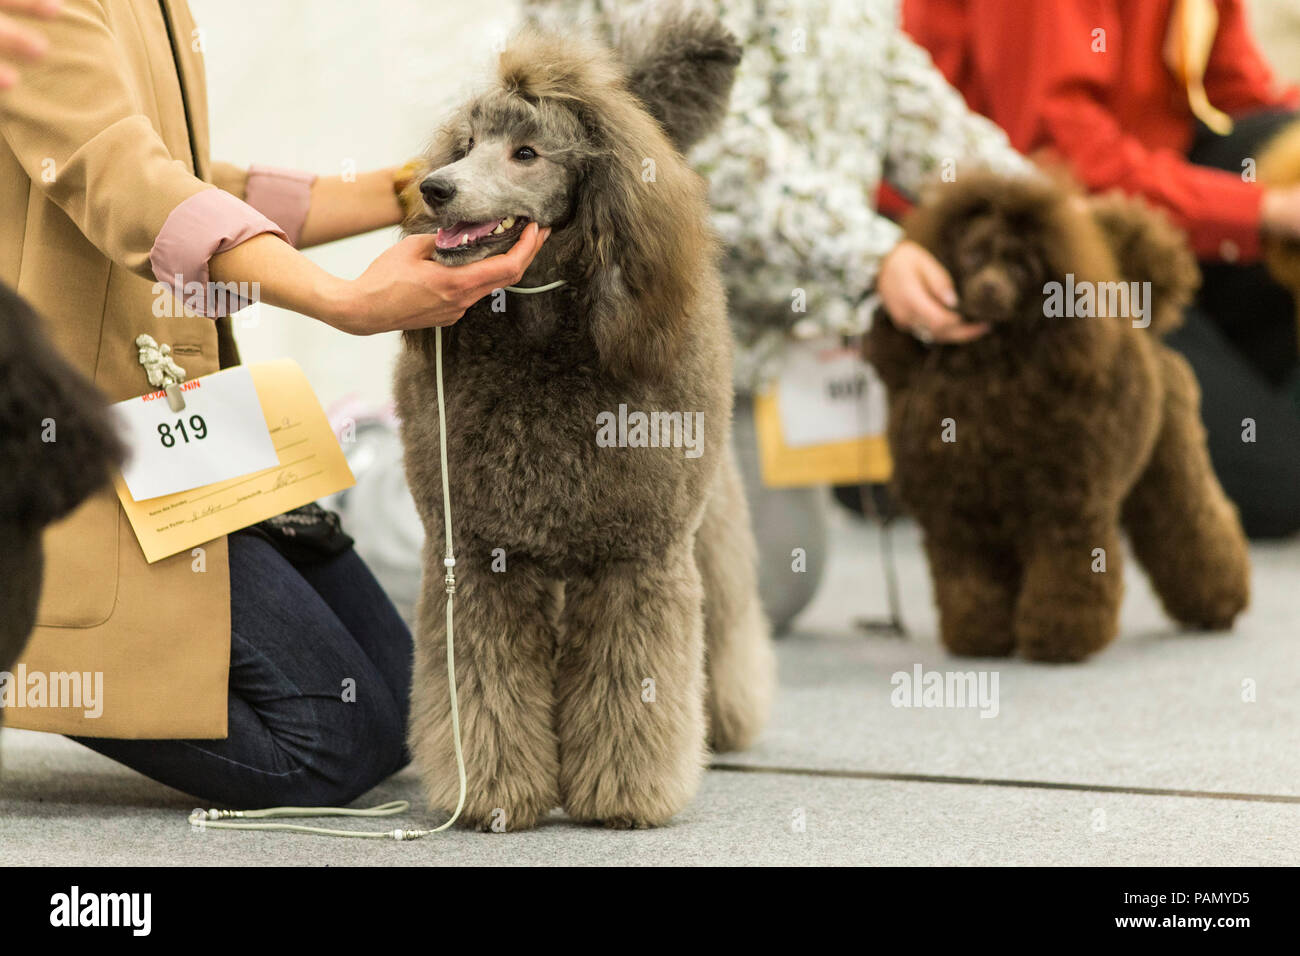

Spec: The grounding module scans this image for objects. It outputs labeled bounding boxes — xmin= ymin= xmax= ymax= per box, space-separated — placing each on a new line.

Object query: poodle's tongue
xmin=435 ymin=219 xmax=501 ymax=250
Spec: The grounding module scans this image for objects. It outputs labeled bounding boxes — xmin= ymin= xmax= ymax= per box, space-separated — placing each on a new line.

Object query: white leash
xmin=503 ymin=279 xmax=567 ymax=294
xmin=187 ymin=280 xmax=568 ymax=840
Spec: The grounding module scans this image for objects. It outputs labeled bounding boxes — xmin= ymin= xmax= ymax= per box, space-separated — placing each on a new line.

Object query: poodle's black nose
xmin=420 ymin=177 xmax=457 ymax=206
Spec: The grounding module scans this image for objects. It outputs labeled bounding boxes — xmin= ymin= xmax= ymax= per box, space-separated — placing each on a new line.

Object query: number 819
xmin=157 ymin=415 xmax=208 ymax=447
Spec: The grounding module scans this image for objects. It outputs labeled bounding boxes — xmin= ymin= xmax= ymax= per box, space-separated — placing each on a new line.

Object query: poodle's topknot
xmin=512 ymin=1 xmax=741 ymax=153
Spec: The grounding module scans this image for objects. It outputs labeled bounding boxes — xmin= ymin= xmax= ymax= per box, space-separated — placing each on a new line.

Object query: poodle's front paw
xmin=415 ymin=748 xmax=555 ymax=833
xmin=599 ymin=816 xmax=654 ymax=830
xmin=561 ymin=753 xmax=701 ymax=830
xmin=562 ymin=787 xmax=681 ymax=830
xmin=1015 ymin=604 xmax=1118 ymax=663
xmin=432 ymin=785 xmax=550 ymax=833
xmin=939 ymin=619 xmax=1016 ymax=658
xmin=1163 ymin=568 xmax=1250 ymax=631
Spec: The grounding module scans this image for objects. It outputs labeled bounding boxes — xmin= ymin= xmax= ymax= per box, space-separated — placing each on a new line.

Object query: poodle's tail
xmin=1089 ymin=193 xmax=1200 ymax=337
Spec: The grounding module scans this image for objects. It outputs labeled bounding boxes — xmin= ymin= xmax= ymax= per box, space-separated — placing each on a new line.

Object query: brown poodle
xmin=393 ymin=14 xmax=774 ymax=830
xmin=865 ymin=171 xmax=1250 ymax=663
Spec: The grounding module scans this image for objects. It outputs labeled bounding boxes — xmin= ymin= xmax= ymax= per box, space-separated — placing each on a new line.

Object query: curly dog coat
xmin=866 ymin=172 xmax=1250 ymax=663
xmin=394 ymin=15 xmax=774 ymax=829
xmin=0 ymin=284 xmax=122 ymax=677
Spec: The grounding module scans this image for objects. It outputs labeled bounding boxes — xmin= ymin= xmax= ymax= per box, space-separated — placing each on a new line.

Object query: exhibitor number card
xmin=112 ymin=360 xmax=355 ymax=563
xmin=110 ymin=365 xmax=279 ymax=501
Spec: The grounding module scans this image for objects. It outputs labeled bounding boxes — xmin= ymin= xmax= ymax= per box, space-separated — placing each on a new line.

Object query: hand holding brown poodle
xmin=878 ymin=238 xmax=990 ymax=344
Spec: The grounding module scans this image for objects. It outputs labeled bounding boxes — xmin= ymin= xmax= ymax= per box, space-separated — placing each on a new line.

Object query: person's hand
xmin=877 ymin=239 xmax=988 ymax=345
xmin=1262 ymin=186 xmax=1300 ymax=241
xmin=0 ymin=0 xmax=60 ymax=90
xmin=322 ymin=222 xmax=550 ymax=335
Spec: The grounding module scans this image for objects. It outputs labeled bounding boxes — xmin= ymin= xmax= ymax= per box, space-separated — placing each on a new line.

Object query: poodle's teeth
xmin=460 ymin=233 xmax=470 ymax=246
xmin=491 ymin=222 xmax=505 ymax=235
xmin=501 ymin=216 xmax=516 ymax=230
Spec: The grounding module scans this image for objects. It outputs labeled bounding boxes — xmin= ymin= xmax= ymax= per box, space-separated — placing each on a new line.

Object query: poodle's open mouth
xmin=434 ymin=216 xmax=531 ymax=254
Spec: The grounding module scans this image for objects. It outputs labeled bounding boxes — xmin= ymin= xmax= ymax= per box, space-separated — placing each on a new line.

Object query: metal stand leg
xmin=853 ymin=483 xmax=907 ymax=638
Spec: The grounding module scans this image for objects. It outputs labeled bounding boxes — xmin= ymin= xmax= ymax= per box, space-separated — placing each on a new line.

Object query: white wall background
xmin=190 ymin=0 xmax=524 ymax=410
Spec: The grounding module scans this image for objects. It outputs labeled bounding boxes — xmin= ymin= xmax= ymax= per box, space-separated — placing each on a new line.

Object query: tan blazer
xmin=0 ymin=0 xmax=254 ymax=738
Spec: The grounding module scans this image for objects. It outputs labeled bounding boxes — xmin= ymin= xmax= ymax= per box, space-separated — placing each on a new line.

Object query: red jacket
xmin=903 ymin=0 xmax=1299 ymax=262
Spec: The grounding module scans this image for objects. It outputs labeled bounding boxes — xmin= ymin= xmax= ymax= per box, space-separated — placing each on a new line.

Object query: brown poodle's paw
xmin=934 ymin=586 xmax=1018 ymax=657
xmin=939 ymin=622 xmax=1016 ymax=658
xmin=1016 ymin=604 xmax=1118 ymax=663
xmin=1163 ymin=576 xmax=1250 ymax=631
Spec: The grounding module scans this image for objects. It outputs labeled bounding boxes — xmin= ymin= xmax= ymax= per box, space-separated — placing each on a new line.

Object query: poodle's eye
xmin=459 ymin=137 xmax=475 ymax=158
xmin=513 ymin=146 xmax=538 ymax=162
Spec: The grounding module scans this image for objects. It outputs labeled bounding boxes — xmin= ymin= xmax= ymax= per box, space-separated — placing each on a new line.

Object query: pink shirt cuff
xmin=244 ymin=164 xmax=317 ymax=248
xmin=149 ymin=188 xmax=288 ymax=318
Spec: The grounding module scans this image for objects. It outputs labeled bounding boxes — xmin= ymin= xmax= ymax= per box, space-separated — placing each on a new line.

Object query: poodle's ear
xmin=0 ymin=285 xmax=123 ymax=531
xmin=613 ymin=3 xmax=742 ymax=154
xmin=566 ymin=87 xmax=714 ymax=383
xmin=1089 ymin=193 xmax=1200 ymax=335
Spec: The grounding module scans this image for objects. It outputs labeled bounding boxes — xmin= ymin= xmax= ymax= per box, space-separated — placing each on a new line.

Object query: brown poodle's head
xmin=405 ymin=11 xmax=740 ymax=380
xmin=904 ymin=170 xmax=1118 ymax=328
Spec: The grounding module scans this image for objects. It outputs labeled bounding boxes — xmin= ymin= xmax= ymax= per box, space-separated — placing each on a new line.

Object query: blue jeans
xmin=72 ymin=531 xmax=413 ymax=808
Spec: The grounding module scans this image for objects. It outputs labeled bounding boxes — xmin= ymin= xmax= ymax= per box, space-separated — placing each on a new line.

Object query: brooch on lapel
xmin=135 ymin=333 xmax=188 ymax=412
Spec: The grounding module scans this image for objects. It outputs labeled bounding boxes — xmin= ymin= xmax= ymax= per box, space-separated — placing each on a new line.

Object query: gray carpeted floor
xmin=3 ymin=508 xmax=1297 ymax=866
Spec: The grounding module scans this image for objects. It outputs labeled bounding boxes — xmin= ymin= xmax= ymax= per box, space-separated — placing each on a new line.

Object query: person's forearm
xmin=209 ymin=233 xmax=347 ymax=324
xmin=208 ymin=223 xmax=550 ymax=336
xmin=298 ymin=167 xmax=404 ymax=248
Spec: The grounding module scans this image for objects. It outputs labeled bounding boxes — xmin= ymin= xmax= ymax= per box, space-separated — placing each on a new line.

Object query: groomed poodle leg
xmin=1013 ymin=519 xmax=1124 ymax=662
xmin=408 ymin=548 xmax=560 ymax=831
xmin=556 ymin=546 xmax=707 ymax=828
xmin=924 ymin=532 xmax=1019 ymax=657
xmin=696 ymin=454 xmax=775 ymax=752
xmin=1122 ymin=349 xmax=1250 ymax=628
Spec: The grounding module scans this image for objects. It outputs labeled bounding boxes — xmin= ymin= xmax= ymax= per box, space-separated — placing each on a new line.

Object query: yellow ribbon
xmin=1165 ymin=0 xmax=1234 ymax=136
